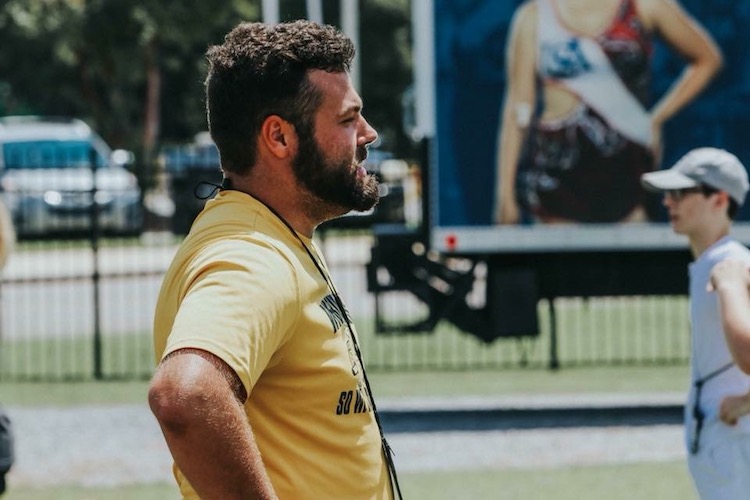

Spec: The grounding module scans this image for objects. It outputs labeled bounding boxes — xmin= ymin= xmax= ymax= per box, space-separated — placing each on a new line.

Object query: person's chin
xmin=349 ymin=195 xmax=378 ymax=214
xmin=670 ymin=222 xmax=686 ymax=235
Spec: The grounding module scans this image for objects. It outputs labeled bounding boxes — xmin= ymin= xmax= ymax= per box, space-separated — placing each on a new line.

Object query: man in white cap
xmin=641 ymin=147 xmax=750 ymax=500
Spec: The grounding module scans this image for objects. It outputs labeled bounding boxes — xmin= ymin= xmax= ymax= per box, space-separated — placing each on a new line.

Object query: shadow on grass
xmin=381 ymin=405 xmax=683 ymax=433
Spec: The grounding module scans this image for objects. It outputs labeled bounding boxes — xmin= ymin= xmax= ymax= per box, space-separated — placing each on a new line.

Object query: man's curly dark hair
xmin=205 ymin=20 xmax=355 ymax=175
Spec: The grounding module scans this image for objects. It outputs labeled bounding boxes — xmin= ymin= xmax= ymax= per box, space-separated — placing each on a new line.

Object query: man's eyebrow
xmin=340 ymin=102 xmax=363 ymax=117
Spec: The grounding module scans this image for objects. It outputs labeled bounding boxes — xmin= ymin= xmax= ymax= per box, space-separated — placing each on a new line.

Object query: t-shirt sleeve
xmin=163 ymin=239 xmax=299 ymax=395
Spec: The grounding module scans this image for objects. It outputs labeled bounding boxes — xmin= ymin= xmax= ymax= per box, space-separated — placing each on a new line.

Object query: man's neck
xmin=690 ymin=225 xmax=730 ymax=259
xmin=224 ymin=174 xmax=318 ymax=238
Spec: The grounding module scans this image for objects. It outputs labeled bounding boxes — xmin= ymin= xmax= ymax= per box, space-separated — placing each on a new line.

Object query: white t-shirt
xmin=686 ymin=235 xmax=750 ymax=437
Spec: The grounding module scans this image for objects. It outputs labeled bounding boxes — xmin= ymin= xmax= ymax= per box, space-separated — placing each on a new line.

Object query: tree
xmin=0 ymin=0 xmax=415 ymax=165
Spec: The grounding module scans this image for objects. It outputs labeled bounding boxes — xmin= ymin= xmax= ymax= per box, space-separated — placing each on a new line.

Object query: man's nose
xmin=360 ymin=118 xmax=378 ymax=146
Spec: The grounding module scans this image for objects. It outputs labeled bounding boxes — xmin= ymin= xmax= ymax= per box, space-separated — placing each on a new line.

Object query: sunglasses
xmin=665 ymin=185 xmax=718 ymax=202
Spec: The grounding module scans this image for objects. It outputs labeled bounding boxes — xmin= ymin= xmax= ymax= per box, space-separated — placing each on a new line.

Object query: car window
xmin=3 ymin=140 xmax=107 ymax=169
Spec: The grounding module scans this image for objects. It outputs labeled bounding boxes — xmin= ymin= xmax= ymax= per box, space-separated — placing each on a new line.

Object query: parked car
xmin=0 ymin=116 xmax=143 ymax=238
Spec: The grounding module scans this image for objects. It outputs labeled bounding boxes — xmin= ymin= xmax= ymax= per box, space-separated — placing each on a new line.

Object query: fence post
xmin=548 ymin=298 xmax=560 ymax=370
xmin=89 ymin=147 xmax=103 ymax=380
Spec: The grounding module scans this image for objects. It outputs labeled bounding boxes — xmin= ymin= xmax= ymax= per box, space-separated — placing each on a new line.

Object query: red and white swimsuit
xmin=521 ymin=0 xmax=654 ymax=222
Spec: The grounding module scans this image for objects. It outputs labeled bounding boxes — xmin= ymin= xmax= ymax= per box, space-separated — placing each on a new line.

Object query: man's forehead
xmin=308 ymin=68 xmax=347 ymax=86
xmin=308 ymin=70 xmax=361 ymax=110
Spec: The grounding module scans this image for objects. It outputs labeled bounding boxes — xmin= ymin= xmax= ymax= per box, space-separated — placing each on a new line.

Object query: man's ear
xmin=260 ymin=115 xmax=296 ymax=159
xmin=715 ymin=191 xmax=731 ymax=212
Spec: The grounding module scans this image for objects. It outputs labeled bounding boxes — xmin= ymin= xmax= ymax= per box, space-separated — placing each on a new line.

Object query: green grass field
xmin=0 ymin=284 xmax=695 ymax=498
xmin=4 ymin=462 xmax=698 ymax=500
xmin=0 ymin=364 xmax=690 ymax=406
xmin=1 ymin=366 xmax=695 ymax=499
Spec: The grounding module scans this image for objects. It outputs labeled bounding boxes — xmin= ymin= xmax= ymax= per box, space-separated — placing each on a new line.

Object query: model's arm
xmin=640 ymin=0 xmax=722 ymax=154
xmin=149 ymin=348 xmax=277 ymax=499
xmin=708 ymin=259 xmax=750 ymax=374
xmin=494 ymin=2 xmax=537 ymax=225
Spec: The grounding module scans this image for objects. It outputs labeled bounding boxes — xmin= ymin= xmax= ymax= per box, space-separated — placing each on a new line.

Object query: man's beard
xmin=291 ymin=126 xmax=380 ymax=215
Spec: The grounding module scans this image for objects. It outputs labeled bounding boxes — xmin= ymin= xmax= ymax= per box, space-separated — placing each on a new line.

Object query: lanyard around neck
xmin=242 ymin=191 xmax=404 ymax=499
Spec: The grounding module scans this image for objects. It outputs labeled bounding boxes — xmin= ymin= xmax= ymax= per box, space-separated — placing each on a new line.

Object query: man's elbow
xmin=729 ymin=339 xmax=750 ymax=375
xmin=148 ymin=376 xmax=195 ymax=433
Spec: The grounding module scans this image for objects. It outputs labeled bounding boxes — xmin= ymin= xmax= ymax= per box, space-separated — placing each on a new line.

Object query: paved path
xmin=4 ymin=394 xmax=688 ymax=488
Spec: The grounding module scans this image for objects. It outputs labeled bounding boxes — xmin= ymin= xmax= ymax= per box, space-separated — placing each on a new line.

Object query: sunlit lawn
xmin=0 ymin=364 xmax=693 ymax=499
xmin=0 ymin=364 xmax=689 ymax=406
xmin=4 ymin=462 xmax=697 ymax=500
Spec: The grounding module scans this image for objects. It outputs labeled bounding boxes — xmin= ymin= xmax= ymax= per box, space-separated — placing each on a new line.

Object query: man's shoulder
xmin=719 ymin=238 xmax=750 ymax=261
xmin=197 ymin=233 xmax=297 ymax=271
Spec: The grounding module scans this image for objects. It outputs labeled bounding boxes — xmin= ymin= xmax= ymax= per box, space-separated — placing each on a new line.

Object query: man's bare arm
xmin=709 ymin=259 xmax=750 ymax=374
xmin=148 ymin=348 xmax=277 ymax=499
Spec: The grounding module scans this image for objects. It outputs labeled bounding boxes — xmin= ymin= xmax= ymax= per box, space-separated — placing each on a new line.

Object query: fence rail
xmin=0 ymin=230 xmax=690 ymax=381
xmin=0 ymin=134 xmax=693 ymax=381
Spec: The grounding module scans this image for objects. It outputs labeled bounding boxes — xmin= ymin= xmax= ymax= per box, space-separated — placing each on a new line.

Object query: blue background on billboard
xmin=435 ymin=0 xmax=750 ymax=226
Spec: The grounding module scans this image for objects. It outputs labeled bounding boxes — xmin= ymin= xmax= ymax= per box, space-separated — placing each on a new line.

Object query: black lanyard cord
xmin=244 ymin=192 xmax=403 ymax=499
xmin=694 ymin=361 xmax=734 ymax=389
xmin=690 ymin=361 xmax=734 ymax=454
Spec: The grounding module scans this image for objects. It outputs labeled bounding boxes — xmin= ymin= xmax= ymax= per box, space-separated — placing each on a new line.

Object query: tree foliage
xmin=0 ymin=0 xmax=414 ymax=163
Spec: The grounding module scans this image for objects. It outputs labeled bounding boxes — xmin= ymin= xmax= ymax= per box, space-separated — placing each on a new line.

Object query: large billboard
xmin=430 ymin=0 xmax=750 ymax=253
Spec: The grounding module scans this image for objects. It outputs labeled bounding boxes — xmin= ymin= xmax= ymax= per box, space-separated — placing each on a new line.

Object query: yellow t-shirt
xmin=153 ymin=190 xmax=392 ymax=499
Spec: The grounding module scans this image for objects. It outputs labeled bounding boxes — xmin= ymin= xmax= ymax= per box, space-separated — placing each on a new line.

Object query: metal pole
xmin=262 ymin=0 xmax=279 ymax=25
xmin=548 ymin=298 xmax=560 ymax=370
xmin=411 ymin=0 xmax=436 ymax=140
xmin=306 ymin=0 xmax=323 ymax=24
xmin=340 ymin=0 xmax=360 ymax=91
xmin=411 ymin=2 xmax=435 ymax=242
xmin=89 ymin=147 xmax=103 ymax=379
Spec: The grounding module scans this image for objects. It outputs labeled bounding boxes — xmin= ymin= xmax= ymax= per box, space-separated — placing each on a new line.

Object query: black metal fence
xmin=0 ymin=135 xmax=691 ymax=381
xmin=0 ymin=227 xmax=691 ymax=382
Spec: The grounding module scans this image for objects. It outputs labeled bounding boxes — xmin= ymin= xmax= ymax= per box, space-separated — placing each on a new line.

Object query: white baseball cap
xmin=641 ymin=147 xmax=749 ymax=206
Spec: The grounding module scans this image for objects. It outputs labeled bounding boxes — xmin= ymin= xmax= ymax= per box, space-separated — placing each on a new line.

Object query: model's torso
xmin=536 ymin=0 xmax=652 ymax=121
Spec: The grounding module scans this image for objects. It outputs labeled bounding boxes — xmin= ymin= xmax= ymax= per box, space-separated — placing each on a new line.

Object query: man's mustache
xmin=356 ymin=147 xmax=368 ymax=163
